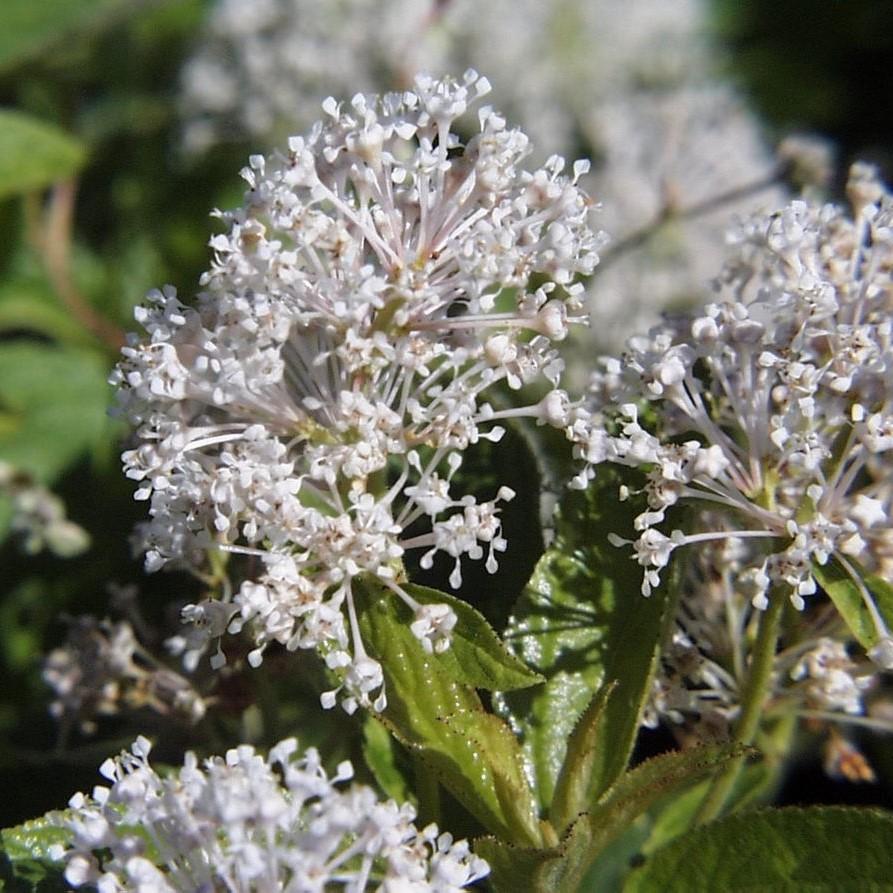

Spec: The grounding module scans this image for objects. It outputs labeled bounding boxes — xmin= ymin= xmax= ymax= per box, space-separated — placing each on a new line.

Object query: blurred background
xmin=1 ymin=0 xmax=892 ymax=831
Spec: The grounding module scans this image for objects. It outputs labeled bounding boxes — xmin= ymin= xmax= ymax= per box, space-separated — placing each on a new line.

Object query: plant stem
xmin=693 ymin=594 xmax=784 ymax=826
xmin=32 ymin=180 xmax=125 ymax=351
xmin=595 ymin=167 xmax=785 ymax=273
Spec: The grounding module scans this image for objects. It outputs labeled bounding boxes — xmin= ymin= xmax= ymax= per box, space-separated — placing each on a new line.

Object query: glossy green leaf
xmin=1 ymin=813 xmax=69 ymax=892
xmin=624 ymin=807 xmax=893 ymax=892
xmin=0 ymin=111 xmax=86 ymax=200
xmin=0 ymin=0 xmax=128 ymax=72
xmin=813 ymin=557 xmax=893 ymax=652
xmin=354 ymin=577 xmax=543 ymax=846
xmin=499 ymin=468 xmax=678 ymax=809
xmin=402 ymin=583 xmax=543 ymax=691
xmin=0 ymin=342 xmax=111 ymax=482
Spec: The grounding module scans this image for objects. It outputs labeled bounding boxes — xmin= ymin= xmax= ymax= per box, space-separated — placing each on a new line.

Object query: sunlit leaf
xmin=499 ymin=468 xmax=678 ymax=809
xmin=354 ymin=577 xmax=543 ymax=846
xmin=1 ymin=813 xmax=69 ymax=892
xmin=402 ymin=582 xmax=543 ymax=692
xmin=813 ymin=557 xmax=893 ymax=652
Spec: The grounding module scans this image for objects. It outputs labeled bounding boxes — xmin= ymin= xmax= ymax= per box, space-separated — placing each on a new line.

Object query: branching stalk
xmin=693 ymin=593 xmax=784 ymax=826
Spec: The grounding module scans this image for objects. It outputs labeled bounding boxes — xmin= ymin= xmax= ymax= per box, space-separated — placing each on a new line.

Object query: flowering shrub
xmin=2 ymin=4 xmax=893 ymax=893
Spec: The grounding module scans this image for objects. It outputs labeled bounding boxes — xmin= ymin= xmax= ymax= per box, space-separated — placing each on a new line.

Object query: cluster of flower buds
xmin=113 ymin=71 xmax=602 ymax=710
xmin=54 ymin=737 xmax=489 ymax=891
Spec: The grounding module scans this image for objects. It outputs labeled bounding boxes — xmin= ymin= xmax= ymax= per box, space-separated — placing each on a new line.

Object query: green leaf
xmin=402 ymin=583 xmax=543 ymax=691
xmin=473 ymin=837 xmax=562 ymax=893
xmin=576 ymin=818 xmax=652 ymax=893
xmin=584 ymin=744 xmax=749 ymax=858
xmin=813 ymin=557 xmax=893 ymax=652
xmin=0 ymin=342 xmax=112 ymax=482
xmin=0 ymin=278 xmax=95 ymax=346
xmin=362 ymin=716 xmax=412 ymax=805
xmin=624 ymin=807 xmax=893 ymax=892
xmin=0 ymin=0 xmax=128 ymax=73
xmin=354 ymin=577 xmax=543 ymax=846
xmin=499 ymin=468 xmax=678 ymax=809
xmin=0 ymin=111 xmax=86 ymax=200
xmin=1 ymin=813 xmax=69 ymax=892
xmin=641 ymin=759 xmax=777 ymax=857
xmin=478 ymin=745 xmax=742 ymax=893
xmin=550 ymin=682 xmax=615 ymax=832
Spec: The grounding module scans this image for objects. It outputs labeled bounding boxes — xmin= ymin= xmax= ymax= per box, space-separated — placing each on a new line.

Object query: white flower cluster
xmin=0 ymin=461 xmax=90 ymax=558
xmin=114 ymin=71 xmax=600 ymax=711
xmin=54 ymin=737 xmax=489 ymax=892
xmin=642 ymin=537 xmax=877 ymax=739
xmin=43 ymin=616 xmax=206 ymax=736
xmin=179 ymin=0 xmax=784 ymax=353
xmin=570 ymin=164 xmax=893 ymax=668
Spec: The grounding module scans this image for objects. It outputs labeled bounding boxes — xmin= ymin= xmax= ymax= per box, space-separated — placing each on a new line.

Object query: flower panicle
xmin=53 ymin=736 xmax=489 ymax=892
xmin=112 ymin=70 xmax=602 ymax=711
xmin=566 ymin=163 xmax=893 ymax=670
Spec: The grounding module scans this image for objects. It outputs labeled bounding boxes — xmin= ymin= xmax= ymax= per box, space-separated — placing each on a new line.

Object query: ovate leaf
xmin=499 ymin=468 xmax=678 ymax=809
xmin=354 ymin=577 xmax=543 ymax=846
xmin=0 ymin=111 xmax=86 ymax=199
xmin=813 ymin=557 xmax=893 ymax=653
xmin=624 ymin=807 xmax=893 ymax=892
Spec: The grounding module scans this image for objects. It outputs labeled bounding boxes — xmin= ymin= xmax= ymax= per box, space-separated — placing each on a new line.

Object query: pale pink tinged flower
xmin=115 ymin=71 xmax=601 ymax=710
